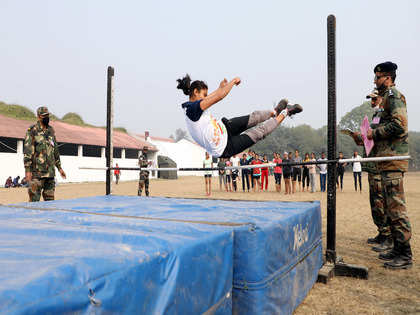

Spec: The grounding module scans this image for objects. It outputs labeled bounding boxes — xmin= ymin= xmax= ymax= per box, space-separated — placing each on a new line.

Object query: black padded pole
xmin=106 ymin=66 xmax=114 ymax=195
xmin=326 ymin=15 xmax=337 ymax=263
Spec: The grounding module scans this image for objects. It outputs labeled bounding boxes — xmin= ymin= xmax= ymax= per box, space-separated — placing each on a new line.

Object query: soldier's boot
xmin=367 ymin=233 xmax=383 ymax=244
xmin=383 ymin=243 xmax=413 ymax=270
xmin=371 ymin=236 xmax=393 ymax=252
xmin=145 ymin=190 xmax=149 ymax=197
xmin=378 ymin=241 xmax=400 ymax=261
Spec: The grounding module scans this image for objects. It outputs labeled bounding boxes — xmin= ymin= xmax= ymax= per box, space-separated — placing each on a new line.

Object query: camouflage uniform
xmin=372 ymin=80 xmax=412 ymax=267
xmin=138 ymin=152 xmax=150 ymax=196
xmin=354 ymin=108 xmax=391 ymax=240
xmin=23 ymin=109 xmax=62 ymax=202
xmin=373 ymin=86 xmax=411 ymax=242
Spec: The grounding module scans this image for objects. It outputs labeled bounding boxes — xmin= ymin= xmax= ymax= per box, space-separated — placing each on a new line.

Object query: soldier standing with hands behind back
xmin=23 ymin=107 xmax=66 ymax=202
xmin=367 ymin=61 xmax=412 ymax=269
xmin=138 ymin=146 xmax=151 ymax=196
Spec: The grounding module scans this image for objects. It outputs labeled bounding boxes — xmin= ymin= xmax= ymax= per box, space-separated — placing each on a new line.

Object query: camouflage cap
xmin=37 ymin=106 xmax=50 ymax=116
xmin=366 ymin=89 xmax=379 ymax=99
xmin=374 ymin=61 xmax=397 ymax=73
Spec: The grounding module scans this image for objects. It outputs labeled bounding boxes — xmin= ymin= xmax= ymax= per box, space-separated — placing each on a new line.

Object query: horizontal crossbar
xmin=79 ymin=155 xmax=410 ymax=172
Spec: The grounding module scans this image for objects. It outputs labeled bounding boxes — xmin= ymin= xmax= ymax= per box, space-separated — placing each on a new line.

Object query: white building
xmin=0 ymin=114 xmax=157 ymax=185
xmin=132 ymin=133 xmax=214 ymax=176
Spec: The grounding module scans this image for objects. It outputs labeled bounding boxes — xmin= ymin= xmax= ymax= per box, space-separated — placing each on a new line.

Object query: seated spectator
xmin=12 ymin=176 xmax=21 ymax=187
xmin=4 ymin=176 xmax=12 ymax=188
xmin=20 ymin=177 xmax=29 ymax=188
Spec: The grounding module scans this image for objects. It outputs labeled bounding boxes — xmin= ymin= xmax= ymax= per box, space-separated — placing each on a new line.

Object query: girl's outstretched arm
xmin=200 ymin=77 xmax=241 ymax=110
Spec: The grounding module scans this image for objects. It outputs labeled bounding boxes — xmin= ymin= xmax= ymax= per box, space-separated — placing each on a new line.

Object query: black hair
xmin=176 ymin=74 xmax=208 ymax=97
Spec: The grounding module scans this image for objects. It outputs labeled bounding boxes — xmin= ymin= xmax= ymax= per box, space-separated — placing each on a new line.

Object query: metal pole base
xmin=317 ymin=256 xmax=369 ymax=284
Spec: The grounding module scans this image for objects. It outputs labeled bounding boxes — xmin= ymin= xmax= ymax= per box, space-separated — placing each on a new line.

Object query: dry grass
xmin=1 ymin=172 xmax=419 ymax=314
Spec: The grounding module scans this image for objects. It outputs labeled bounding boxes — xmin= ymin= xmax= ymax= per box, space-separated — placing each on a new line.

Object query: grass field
xmin=1 ymin=172 xmax=419 ymax=314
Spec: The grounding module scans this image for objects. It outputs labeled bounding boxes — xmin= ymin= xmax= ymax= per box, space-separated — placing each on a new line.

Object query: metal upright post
xmin=106 ymin=66 xmax=114 ymax=195
xmin=317 ymin=15 xmax=368 ymax=283
xmin=326 ymin=14 xmax=337 ymax=263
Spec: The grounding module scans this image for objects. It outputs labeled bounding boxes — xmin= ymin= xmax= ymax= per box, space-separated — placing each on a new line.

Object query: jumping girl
xmin=177 ymin=74 xmax=302 ymax=158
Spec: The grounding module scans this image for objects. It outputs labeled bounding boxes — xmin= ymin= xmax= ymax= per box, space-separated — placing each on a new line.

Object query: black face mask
xmin=41 ymin=117 xmax=50 ymax=126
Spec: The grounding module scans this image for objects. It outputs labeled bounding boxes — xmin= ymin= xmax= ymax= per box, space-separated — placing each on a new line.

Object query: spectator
xmin=225 ymin=158 xmax=233 ymax=192
xmin=21 ymin=177 xmax=29 ymax=188
xmin=203 ymin=152 xmax=213 ymax=196
xmin=247 ymin=150 xmax=255 ymax=189
xmin=292 ymin=150 xmax=302 ymax=193
xmin=352 ymin=150 xmax=362 ymax=192
xmin=4 ymin=176 xmax=12 ymax=188
xmin=336 ymin=152 xmax=347 ymax=191
xmin=251 ymin=153 xmax=262 ymax=192
xmin=308 ymin=152 xmax=317 ymax=193
xmin=12 ymin=176 xmax=21 ymax=187
xmin=114 ymin=163 xmax=121 ymax=184
xmin=218 ymin=158 xmax=227 ymax=191
xmin=302 ymin=153 xmax=310 ymax=192
xmin=317 ymin=152 xmax=328 ymax=192
xmin=282 ymin=152 xmax=292 ymax=194
xmin=273 ymin=152 xmax=283 ymax=192
xmin=240 ymin=153 xmax=250 ymax=192
xmin=261 ymin=155 xmax=269 ymax=191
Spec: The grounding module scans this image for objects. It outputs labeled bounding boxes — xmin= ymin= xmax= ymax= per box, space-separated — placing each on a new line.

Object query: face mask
xmin=41 ymin=116 xmax=50 ymax=126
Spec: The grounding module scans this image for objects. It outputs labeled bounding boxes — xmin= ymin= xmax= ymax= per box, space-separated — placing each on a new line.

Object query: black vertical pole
xmin=106 ymin=66 xmax=114 ymax=195
xmin=326 ymin=15 xmax=337 ymax=263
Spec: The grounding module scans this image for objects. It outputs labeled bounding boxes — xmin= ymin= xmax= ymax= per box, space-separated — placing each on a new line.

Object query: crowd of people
xmin=203 ymin=149 xmax=364 ymax=195
xmin=3 ymin=176 xmax=28 ymax=188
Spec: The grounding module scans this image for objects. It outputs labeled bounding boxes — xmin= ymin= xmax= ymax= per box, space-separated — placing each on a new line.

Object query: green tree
xmin=338 ymin=101 xmax=373 ymax=131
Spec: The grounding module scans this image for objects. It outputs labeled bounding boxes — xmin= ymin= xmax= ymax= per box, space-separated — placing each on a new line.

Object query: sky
xmin=1 ymin=0 xmax=419 ymax=138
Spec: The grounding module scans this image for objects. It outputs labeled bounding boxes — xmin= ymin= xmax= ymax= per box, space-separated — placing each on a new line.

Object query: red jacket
xmin=251 ymin=159 xmax=262 ymax=175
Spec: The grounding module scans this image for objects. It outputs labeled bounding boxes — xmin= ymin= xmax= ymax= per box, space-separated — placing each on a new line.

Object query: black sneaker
xmin=287 ymin=104 xmax=303 ymax=116
xmin=371 ymin=237 xmax=393 ymax=252
xmin=275 ymin=99 xmax=303 ymax=117
xmin=274 ymin=99 xmax=288 ymax=116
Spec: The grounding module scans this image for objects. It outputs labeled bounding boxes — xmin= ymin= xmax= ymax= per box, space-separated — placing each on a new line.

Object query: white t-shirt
xmin=318 ymin=158 xmax=328 ymax=174
xmin=352 ymin=155 xmax=362 ymax=172
xmin=231 ymin=156 xmax=240 ymax=167
xmin=203 ymin=157 xmax=213 ymax=175
xmin=183 ymin=100 xmax=228 ymax=158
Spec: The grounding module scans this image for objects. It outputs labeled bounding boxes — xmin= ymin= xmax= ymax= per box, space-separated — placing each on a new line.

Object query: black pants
xmin=353 ymin=172 xmax=362 ymax=191
xmin=302 ymin=168 xmax=310 ymax=187
xmin=336 ymin=171 xmax=344 ymax=189
xmin=242 ymin=170 xmax=250 ymax=191
xmin=220 ymin=115 xmax=254 ymax=158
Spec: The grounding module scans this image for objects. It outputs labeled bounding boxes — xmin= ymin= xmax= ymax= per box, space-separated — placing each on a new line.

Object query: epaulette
xmin=388 ymin=87 xmax=401 ymax=98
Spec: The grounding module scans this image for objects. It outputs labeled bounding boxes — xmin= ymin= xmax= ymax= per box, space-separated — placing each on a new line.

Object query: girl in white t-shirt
xmin=177 ymin=74 xmax=302 ymax=158
xmin=352 ymin=151 xmax=362 ymax=192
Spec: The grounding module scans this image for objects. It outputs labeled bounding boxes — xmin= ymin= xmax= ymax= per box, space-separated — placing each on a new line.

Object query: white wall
xmin=149 ymin=139 xmax=214 ymax=176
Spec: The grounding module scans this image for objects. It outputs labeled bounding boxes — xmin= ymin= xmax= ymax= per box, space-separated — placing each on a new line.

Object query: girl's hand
xmin=219 ymin=78 xmax=228 ymax=88
xmin=232 ymin=77 xmax=241 ymax=86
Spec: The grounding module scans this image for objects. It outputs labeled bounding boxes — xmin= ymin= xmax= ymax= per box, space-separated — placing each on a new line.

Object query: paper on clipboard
xmin=360 ymin=115 xmax=374 ymax=156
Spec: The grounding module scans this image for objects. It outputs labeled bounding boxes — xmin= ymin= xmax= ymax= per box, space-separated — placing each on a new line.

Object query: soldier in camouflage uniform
xmin=23 ymin=107 xmax=66 ymax=202
xmin=138 ymin=146 xmax=150 ymax=196
xmin=367 ymin=61 xmax=412 ymax=269
xmin=351 ymin=90 xmax=392 ymax=252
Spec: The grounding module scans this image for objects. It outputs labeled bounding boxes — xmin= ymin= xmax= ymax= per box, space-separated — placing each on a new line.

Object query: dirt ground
xmin=1 ymin=172 xmax=419 ymax=314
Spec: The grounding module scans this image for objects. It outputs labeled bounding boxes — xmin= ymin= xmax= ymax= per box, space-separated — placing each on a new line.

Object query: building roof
xmin=0 ymin=114 xmax=156 ymax=151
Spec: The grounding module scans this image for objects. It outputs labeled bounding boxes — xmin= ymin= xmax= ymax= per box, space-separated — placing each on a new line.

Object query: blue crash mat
xmin=0 ymin=205 xmax=234 ymax=315
xmin=17 ymin=196 xmax=323 ymax=315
